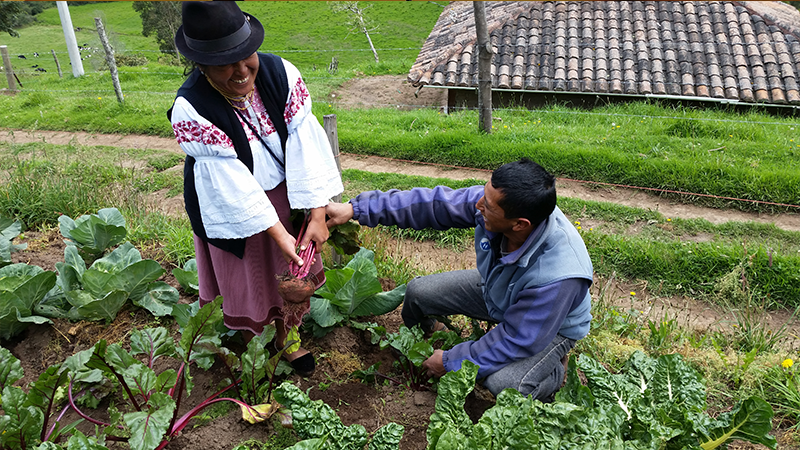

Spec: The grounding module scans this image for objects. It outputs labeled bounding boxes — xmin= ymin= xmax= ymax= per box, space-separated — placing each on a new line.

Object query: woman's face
xmin=201 ymin=52 xmax=259 ymax=97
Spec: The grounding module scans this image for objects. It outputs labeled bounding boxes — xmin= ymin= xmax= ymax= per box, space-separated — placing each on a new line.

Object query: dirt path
xmin=2 ymin=127 xmax=797 ymax=232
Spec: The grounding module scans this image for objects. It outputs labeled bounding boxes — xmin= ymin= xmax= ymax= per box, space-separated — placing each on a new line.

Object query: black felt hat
xmin=175 ymin=2 xmax=264 ymax=66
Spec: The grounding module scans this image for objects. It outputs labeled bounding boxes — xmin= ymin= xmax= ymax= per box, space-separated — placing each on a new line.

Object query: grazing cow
xmin=17 ymin=55 xmax=25 ymax=59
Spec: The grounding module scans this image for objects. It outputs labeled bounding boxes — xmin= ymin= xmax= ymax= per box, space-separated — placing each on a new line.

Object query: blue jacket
xmin=351 ymin=185 xmax=594 ymax=378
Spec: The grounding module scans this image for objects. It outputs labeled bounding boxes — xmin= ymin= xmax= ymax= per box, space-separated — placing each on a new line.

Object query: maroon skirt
xmin=194 ymin=181 xmax=325 ymax=335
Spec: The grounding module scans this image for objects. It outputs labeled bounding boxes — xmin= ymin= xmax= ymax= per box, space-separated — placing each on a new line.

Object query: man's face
xmin=476 ymin=182 xmax=517 ymax=234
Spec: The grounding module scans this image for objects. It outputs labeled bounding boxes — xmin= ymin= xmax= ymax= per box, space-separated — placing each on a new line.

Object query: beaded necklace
xmin=205 ymin=74 xmax=255 ymax=111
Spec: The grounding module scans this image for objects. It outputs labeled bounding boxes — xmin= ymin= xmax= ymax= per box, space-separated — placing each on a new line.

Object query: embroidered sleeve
xmin=170 ymin=96 xmax=279 ymax=239
xmin=279 ymin=59 xmax=344 ymax=209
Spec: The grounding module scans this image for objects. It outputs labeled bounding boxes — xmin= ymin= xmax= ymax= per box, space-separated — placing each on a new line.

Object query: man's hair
xmin=490 ymin=158 xmax=556 ymax=226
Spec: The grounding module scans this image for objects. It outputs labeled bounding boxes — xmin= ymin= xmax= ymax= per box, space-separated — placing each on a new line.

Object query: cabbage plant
xmin=0 ymin=215 xmax=26 ymax=268
xmin=0 ymin=263 xmax=56 ymax=340
xmin=37 ymin=243 xmax=178 ymax=322
xmin=306 ymin=247 xmax=406 ymax=337
xmin=58 ymin=208 xmax=126 ymax=263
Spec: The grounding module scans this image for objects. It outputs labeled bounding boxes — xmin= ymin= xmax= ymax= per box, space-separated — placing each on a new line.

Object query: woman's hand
xmin=266 ymin=221 xmax=303 ymax=266
xmin=299 ymin=207 xmax=328 ymax=253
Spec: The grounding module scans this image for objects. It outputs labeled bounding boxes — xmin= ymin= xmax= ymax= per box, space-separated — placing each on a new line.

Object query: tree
xmin=0 ymin=2 xmax=24 ymax=37
xmin=329 ymin=1 xmax=379 ymax=63
xmin=132 ymin=1 xmax=182 ymax=65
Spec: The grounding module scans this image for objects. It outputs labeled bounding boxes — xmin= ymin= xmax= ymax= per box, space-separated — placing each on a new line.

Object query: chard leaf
xmin=133 ymin=281 xmax=178 ymax=317
xmin=66 ymin=290 xmax=128 ymax=323
xmin=154 ymin=369 xmax=178 ymax=394
xmin=284 ymin=438 xmax=327 ymax=450
xmin=693 ymin=397 xmax=776 ymax=450
xmin=26 ymin=365 xmax=68 ymax=415
xmin=427 ymin=360 xmax=478 ymax=449
xmin=105 ymin=343 xmax=139 ymax=372
xmin=368 ymin=422 xmax=404 ymax=450
xmin=63 ymin=341 xmax=106 ymax=384
xmin=172 ymin=259 xmax=198 ymax=295
xmin=241 ymin=331 xmax=269 ymax=404
xmin=350 ymin=284 xmax=406 ymax=317
xmin=130 ymin=327 xmax=177 ymax=363
xmin=555 ymin=354 xmax=593 ymax=407
xmin=0 ymin=385 xmax=44 ymax=450
xmin=65 ymin=429 xmax=109 ymax=450
xmin=171 ymin=301 xmax=200 ymax=329
xmin=577 ymin=353 xmax=640 ymax=420
xmin=123 ymin=363 xmax=158 ymax=399
xmin=178 ymin=297 xmax=223 ymax=370
xmin=0 ymin=346 xmax=23 ymax=390
xmin=123 ymin=391 xmax=175 ymax=450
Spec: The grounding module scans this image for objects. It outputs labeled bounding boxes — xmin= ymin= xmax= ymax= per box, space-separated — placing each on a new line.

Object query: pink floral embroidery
xmin=284 ymin=78 xmax=309 ymax=124
xmin=172 ymin=120 xmax=233 ymax=148
xmin=239 ymin=91 xmax=276 ymax=142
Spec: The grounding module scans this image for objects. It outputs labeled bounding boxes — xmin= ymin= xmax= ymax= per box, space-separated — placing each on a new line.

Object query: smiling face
xmin=476 ymin=182 xmax=518 ymax=234
xmin=200 ymin=52 xmax=259 ymax=97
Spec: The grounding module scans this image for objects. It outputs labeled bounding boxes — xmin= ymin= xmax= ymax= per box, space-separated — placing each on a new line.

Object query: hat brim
xmin=175 ymin=13 xmax=264 ymax=66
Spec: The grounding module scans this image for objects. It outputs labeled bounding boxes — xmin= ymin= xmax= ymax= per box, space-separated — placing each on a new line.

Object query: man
xmin=325 ymin=158 xmax=593 ymax=400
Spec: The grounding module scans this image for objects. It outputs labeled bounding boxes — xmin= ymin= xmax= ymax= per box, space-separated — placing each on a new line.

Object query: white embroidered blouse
xmin=170 ymin=59 xmax=343 ymax=240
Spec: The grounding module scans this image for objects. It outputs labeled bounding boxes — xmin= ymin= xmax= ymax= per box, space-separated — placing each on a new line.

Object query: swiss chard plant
xmin=45 ymin=298 xmax=292 ymax=450
xmin=273 ymin=381 xmax=404 ymax=450
xmin=171 ymin=258 xmax=198 ymax=296
xmin=36 ymin=242 xmax=178 ymax=323
xmin=0 ymin=263 xmax=57 ymax=340
xmin=356 ymin=325 xmax=464 ymax=391
xmin=306 ymin=248 xmax=406 ymax=337
xmin=0 ymin=216 xmax=26 ymax=268
xmin=0 ymin=346 xmax=82 ymax=450
xmin=426 ymin=351 xmax=777 ymax=450
xmin=58 ymin=208 xmax=127 ymax=263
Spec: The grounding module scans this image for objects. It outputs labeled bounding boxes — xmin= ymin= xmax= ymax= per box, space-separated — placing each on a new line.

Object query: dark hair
xmin=490 ymin=158 xmax=556 ymax=226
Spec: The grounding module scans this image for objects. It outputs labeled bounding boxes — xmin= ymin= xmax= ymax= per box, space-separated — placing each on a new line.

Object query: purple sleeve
xmin=441 ymin=278 xmax=590 ymax=378
xmin=351 ymin=185 xmax=483 ymax=230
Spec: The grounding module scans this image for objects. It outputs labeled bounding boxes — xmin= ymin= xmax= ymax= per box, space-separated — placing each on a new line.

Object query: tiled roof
xmin=408 ymin=1 xmax=800 ymax=104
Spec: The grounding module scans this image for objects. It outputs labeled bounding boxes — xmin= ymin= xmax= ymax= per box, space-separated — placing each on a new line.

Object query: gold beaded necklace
xmin=205 ymin=74 xmax=255 ymax=111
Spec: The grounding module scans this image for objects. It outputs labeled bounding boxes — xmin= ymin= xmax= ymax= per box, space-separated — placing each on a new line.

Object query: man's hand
xmin=422 ymin=349 xmax=446 ymax=378
xmin=325 ymin=201 xmax=355 ymax=228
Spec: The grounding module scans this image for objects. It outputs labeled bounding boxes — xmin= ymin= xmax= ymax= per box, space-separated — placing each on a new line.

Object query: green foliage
xmin=131 ymin=2 xmax=182 ymax=63
xmin=426 ymin=353 xmax=776 ymax=450
xmin=306 ymin=248 xmax=406 ymax=337
xmin=58 ymin=208 xmax=127 ymax=263
xmin=273 ymin=382 xmax=404 ymax=450
xmin=0 ymin=263 xmax=56 ymax=340
xmin=326 ymin=222 xmax=362 ymax=257
xmin=171 ymin=258 xmax=198 ymax=295
xmin=40 ymin=242 xmax=178 ymax=323
xmin=0 ymin=215 xmax=27 ymax=268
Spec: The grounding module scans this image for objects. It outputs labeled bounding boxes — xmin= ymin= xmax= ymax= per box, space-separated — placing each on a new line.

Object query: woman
xmin=169 ymin=1 xmax=343 ymax=377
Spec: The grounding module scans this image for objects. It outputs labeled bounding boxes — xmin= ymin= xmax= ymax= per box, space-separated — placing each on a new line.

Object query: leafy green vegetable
xmin=274 ymin=382 xmax=404 ymax=450
xmin=40 ymin=243 xmax=178 ymax=322
xmin=0 ymin=263 xmax=57 ymax=340
xmin=0 ymin=215 xmax=26 ymax=268
xmin=58 ymin=208 xmax=127 ymax=262
xmin=307 ymin=248 xmax=406 ymax=337
xmin=425 ymin=352 xmax=776 ymax=450
xmin=327 ymin=222 xmax=362 ymax=256
xmin=171 ymin=258 xmax=198 ymax=295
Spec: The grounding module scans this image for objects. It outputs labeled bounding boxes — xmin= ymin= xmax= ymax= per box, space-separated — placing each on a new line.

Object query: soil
xmin=1 ymin=75 xmax=798 ymax=449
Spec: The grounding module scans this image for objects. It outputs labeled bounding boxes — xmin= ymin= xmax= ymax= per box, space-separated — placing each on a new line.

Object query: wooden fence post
xmin=51 ymin=50 xmax=63 ymax=78
xmin=95 ymin=17 xmax=124 ymax=104
xmin=473 ymin=1 xmax=493 ymax=133
xmin=0 ymin=46 xmax=18 ymax=93
xmin=324 ymin=114 xmax=343 ymax=265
